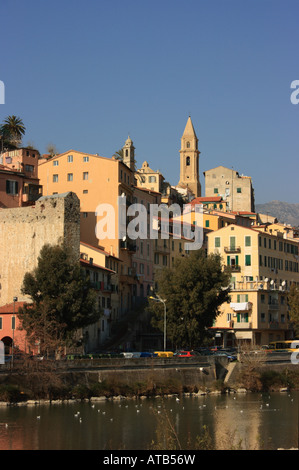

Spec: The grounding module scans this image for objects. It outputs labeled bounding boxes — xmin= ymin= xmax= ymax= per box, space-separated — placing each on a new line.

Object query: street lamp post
xmin=149 ymin=295 xmax=167 ymax=351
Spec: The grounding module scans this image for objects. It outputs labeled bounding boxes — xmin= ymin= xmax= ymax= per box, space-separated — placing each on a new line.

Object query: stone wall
xmin=0 ymin=192 xmax=80 ymax=306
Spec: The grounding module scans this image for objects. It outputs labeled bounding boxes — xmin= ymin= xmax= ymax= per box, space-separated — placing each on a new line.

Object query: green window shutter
xmin=227 ymin=256 xmax=230 ymax=266
xmin=245 ymin=294 xmax=248 ymax=302
xmin=245 ymin=255 xmax=251 ymax=266
xmin=245 ymin=313 xmax=248 ymax=322
xmin=237 ymin=294 xmax=240 ymax=302
xmin=236 ymin=255 xmax=239 ymax=265
xmin=215 ymin=237 xmax=220 ymax=248
xmin=237 ymin=313 xmax=240 ymax=322
xmin=245 ymin=236 xmax=251 ymax=246
xmin=230 ymin=237 xmax=236 ymax=249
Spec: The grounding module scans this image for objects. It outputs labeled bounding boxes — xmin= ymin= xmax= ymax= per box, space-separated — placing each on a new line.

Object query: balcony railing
xmin=225 ymin=265 xmax=241 ymax=272
xmin=231 ymin=321 xmax=252 ymax=329
xmin=120 ymin=240 xmax=137 ymax=252
xmin=224 ymin=246 xmax=241 ymax=253
xmin=268 ymin=301 xmax=279 ymax=310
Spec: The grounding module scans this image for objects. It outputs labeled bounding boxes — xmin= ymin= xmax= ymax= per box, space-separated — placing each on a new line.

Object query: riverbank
xmin=0 ymin=356 xmax=298 ymax=405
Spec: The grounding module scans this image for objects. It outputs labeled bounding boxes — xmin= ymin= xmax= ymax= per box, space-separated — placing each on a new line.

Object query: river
xmin=0 ymin=392 xmax=298 ymax=450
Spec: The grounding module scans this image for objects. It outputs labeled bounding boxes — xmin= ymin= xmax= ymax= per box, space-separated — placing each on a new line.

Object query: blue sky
xmin=1 ymin=0 xmax=298 ymax=204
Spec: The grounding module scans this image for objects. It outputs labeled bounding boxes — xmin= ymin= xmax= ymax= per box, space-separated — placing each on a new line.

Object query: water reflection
xmin=0 ymin=392 xmax=297 ymax=450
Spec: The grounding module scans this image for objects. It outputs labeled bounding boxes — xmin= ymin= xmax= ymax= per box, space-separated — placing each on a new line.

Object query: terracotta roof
xmin=188 ymin=196 xmax=223 ymax=205
xmin=0 ymin=301 xmax=27 ymax=313
xmin=80 ymin=258 xmax=116 ymax=273
xmin=80 ymin=241 xmax=122 ymax=261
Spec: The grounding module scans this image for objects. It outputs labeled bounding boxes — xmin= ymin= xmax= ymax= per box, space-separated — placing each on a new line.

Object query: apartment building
xmin=80 ymin=258 xmax=116 ymax=351
xmin=0 ymin=148 xmax=42 ymax=208
xmin=207 ymin=224 xmax=299 ymax=347
xmin=204 ymin=166 xmax=255 ymax=212
xmin=38 ymin=150 xmax=136 ymax=316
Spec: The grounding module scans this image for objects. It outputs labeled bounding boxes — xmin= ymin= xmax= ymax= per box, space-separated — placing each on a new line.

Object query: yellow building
xmin=207 ymin=224 xmax=299 ymax=347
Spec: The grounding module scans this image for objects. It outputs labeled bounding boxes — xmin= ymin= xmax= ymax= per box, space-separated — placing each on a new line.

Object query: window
xmin=83 ymin=156 xmax=89 ymax=162
xmin=6 ymin=180 xmax=18 ymax=195
xmin=83 ymin=190 xmax=88 ymax=194
xmin=154 ymin=253 xmax=159 ymax=264
xmin=0 ymin=317 xmax=2 ymax=329
xmin=245 ymin=254 xmax=251 ymax=266
xmin=245 ymin=236 xmax=251 ymax=247
xmin=83 ymin=172 xmax=89 ymax=180
xmin=67 ymin=173 xmax=73 ymax=181
xmin=186 ymin=142 xmax=190 ymax=148
xmin=53 ymin=174 xmax=58 ymax=183
xmin=140 ymin=263 xmax=144 ymax=274
xmin=237 ymin=187 xmax=242 ymax=193
xmin=215 ymin=237 xmax=221 ymax=248
xmin=149 ymin=176 xmax=156 ymax=183
xmin=68 ymin=155 xmax=73 ymax=162
xmin=214 ymin=188 xmax=218 ymax=194
xmin=53 ymin=160 xmax=59 ymax=166
xmin=205 ymin=220 xmax=210 ymax=228
xmin=186 ymin=156 xmax=190 ymax=166
xmin=23 ymin=165 xmax=33 ymax=174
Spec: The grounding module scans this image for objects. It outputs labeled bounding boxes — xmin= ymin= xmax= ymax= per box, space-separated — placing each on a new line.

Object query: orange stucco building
xmin=38 ymin=150 xmax=137 ymax=315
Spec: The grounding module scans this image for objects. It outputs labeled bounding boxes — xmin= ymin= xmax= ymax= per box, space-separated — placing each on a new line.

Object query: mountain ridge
xmin=255 ymin=200 xmax=299 ymax=227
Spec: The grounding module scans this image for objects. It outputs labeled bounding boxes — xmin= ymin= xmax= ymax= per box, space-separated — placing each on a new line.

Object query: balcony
xmin=224 ymin=246 xmax=241 ymax=253
xmin=225 ymin=265 xmax=241 ymax=273
xmin=120 ymin=240 xmax=137 ymax=252
xmin=268 ymin=301 xmax=279 ymax=311
xmin=230 ymin=302 xmax=252 ymax=312
xmin=233 ymin=321 xmax=252 ymax=329
xmin=119 ymin=267 xmax=136 ymax=284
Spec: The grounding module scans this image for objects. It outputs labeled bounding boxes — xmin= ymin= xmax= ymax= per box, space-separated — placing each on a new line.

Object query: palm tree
xmin=113 ymin=149 xmax=124 ymax=160
xmin=1 ymin=115 xmax=26 ymax=147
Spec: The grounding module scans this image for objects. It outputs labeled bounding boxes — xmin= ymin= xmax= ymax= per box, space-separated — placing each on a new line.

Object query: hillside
xmin=255 ymin=201 xmax=299 ymax=227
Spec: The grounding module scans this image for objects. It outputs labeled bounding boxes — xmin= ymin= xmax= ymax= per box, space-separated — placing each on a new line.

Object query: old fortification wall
xmin=0 ymin=192 xmax=80 ymax=306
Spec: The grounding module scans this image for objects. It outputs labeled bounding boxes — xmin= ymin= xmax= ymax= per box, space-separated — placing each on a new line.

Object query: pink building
xmin=0 ymin=148 xmax=42 ymax=208
xmin=0 ymin=301 xmax=29 ymax=356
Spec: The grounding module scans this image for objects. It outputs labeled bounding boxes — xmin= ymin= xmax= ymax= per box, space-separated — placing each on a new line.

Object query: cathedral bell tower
xmin=123 ymin=135 xmax=135 ymax=171
xmin=178 ymin=116 xmax=201 ymax=198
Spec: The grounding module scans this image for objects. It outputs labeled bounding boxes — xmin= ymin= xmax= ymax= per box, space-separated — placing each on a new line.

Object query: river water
xmin=0 ymin=392 xmax=298 ymax=450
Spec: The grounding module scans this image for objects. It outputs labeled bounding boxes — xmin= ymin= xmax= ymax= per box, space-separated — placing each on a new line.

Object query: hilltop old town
xmin=0 ymin=115 xmax=298 ymax=357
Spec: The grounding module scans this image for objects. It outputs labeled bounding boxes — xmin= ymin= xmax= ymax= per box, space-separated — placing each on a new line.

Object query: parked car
xmin=174 ymin=350 xmax=200 ymax=358
xmin=213 ymin=351 xmax=237 ymax=361
xmin=195 ymin=349 xmax=215 ymax=356
xmin=154 ymin=351 xmax=174 ymax=358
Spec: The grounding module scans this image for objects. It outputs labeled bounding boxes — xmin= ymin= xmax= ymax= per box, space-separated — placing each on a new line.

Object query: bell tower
xmin=123 ymin=135 xmax=135 ymax=171
xmin=178 ymin=116 xmax=201 ymax=197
